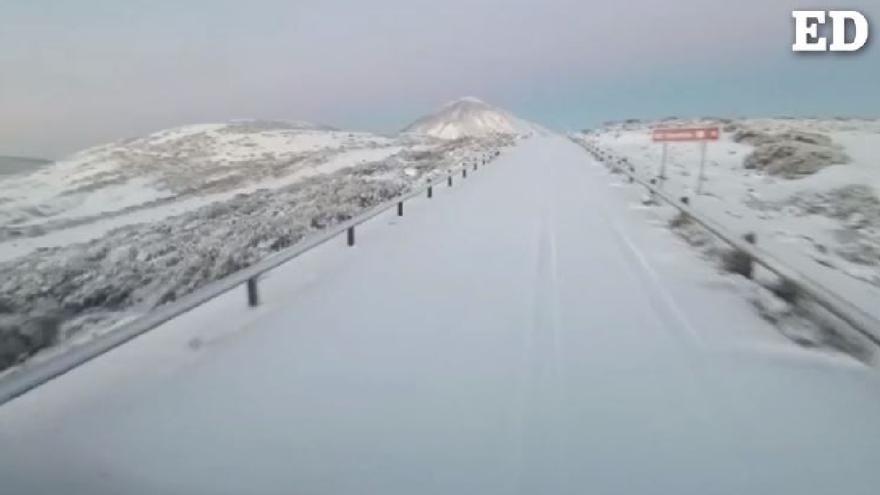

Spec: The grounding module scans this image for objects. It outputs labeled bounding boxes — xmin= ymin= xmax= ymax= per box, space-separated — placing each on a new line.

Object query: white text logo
xmin=792 ymin=10 xmax=869 ymax=52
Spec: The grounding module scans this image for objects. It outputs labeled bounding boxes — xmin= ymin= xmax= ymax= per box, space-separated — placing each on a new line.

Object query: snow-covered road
xmin=2 ymin=136 xmax=880 ymax=494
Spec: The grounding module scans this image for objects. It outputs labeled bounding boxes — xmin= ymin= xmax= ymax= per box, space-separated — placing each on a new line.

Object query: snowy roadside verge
xmin=572 ymin=136 xmax=878 ymax=363
xmin=582 ymin=118 xmax=880 ymax=313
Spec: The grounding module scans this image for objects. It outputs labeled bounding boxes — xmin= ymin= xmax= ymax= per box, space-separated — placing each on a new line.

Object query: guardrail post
xmin=726 ymin=232 xmax=757 ymax=280
xmin=397 ymin=201 xmax=403 ymax=217
xmin=247 ymin=277 xmax=259 ymax=307
xmin=347 ymin=226 xmax=355 ymax=247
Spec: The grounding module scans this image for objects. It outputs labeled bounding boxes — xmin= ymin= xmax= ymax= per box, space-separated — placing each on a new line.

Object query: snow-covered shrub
xmin=721 ymin=247 xmax=754 ymax=279
xmin=0 ymin=314 xmax=62 ymax=370
xmin=735 ymin=129 xmax=850 ymax=178
xmin=749 ymin=285 xmax=795 ymax=324
xmin=668 ymin=211 xmax=691 ymax=229
xmin=770 ymin=277 xmax=800 ymax=303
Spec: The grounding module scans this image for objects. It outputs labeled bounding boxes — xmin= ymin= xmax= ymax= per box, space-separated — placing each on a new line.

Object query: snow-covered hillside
xmin=0 ymin=116 xmax=515 ymax=370
xmin=0 ymin=120 xmax=508 ymax=260
xmin=0 ymin=121 xmax=398 ymax=250
xmin=403 ymin=97 xmax=544 ymax=139
xmin=574 ymin=118 xmax=880 ymax=330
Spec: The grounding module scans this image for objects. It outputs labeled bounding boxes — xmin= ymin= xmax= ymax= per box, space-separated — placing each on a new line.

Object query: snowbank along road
xmin=2 ymin=136 xmax=880 ymax=494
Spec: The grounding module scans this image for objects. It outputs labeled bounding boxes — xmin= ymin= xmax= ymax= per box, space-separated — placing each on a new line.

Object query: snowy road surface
xmin=2 ymin=136 xmax=880 ymax=494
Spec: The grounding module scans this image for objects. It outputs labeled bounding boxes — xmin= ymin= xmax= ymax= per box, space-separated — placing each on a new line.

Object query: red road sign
xmin=652 ymin=127 xmax=720 ymax=142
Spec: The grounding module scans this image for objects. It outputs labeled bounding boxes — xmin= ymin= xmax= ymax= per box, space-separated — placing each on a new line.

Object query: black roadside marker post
xmin=448 ymin=175 xmax=453 ymax=187
xmin=247 ymin=277 xmax=259 ymax=307
xmin=462 ymin=168 xmax=467 ymax=179
xmin=427 ymin=183 xmax=433 ymax=198
xmin=347 ymin=226 xmax=355 ymax=247
xmin=397 ymin=201 xmax=403 ymax=217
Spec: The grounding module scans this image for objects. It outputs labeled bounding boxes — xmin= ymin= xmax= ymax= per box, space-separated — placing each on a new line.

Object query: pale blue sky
xmin=1 ymin=0 xmax=877 ymax=158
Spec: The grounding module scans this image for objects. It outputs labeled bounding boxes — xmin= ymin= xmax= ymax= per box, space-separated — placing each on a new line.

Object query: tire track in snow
xmin=514 ymin=154 xmax=572 ymax=493
xmin=604 ymin=217 xmax=705 ymax=349
xmin=582 ymin=160 xmax=705 ymax=350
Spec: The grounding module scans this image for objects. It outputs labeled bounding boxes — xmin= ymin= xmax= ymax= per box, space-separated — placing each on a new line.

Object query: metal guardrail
xmin=575 ymin=138 xmax=880 ymax=349
xmin=0 ymin=155 xmax=499 ymax=406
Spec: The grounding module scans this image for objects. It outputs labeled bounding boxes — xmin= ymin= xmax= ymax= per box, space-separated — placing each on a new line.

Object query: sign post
xmin=659 ymin=142 xmax=669 ymax=181
xmin=696 ymin=141 xmax=708 ymax=195
xmin=652 ymin=126 xmax=720 ymax=195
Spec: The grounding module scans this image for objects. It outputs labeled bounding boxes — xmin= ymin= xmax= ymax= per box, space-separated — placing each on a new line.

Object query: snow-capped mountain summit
xmin=403 ymin=97 xmax=543 ymax=139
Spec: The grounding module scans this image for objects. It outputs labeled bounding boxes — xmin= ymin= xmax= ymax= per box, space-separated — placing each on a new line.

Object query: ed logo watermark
xmin=792 ymin=10 xmax=869 ymax=52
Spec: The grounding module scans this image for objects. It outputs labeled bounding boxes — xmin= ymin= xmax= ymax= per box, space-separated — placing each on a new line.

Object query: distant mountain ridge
xmin=0 ymin=155 xmax=52 ymax=176
xmin=403 ymin=97 xmax=544 ymax=139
